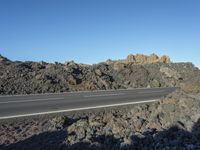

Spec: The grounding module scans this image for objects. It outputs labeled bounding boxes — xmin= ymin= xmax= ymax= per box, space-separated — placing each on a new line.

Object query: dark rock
xmin=0 ymin=54 xmax=200 ymax=149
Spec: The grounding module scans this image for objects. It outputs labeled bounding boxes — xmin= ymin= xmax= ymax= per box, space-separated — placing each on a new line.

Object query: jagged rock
xmin=135 ymin=54 xmax=147 ymax=64
xmin=162 ymin=103 xmax=176 ymax=112
xmin=1 ymin=87 xmax=200 ymax=149
xmin=0 ymin=54 xmax=10 ymax=62
xmin=113 ymin=62 xmax=125 ymax=70
xmin=106 ymin=54 xmax=171 ymax=66
xmin=181 ymin=78 xmax=200 ymax=94
xmin=126 ymin=54 xmax=136 ymax=63
xmin=160 ymin=66 xmax=181 ymax=80
xmin=105 ymin=59 xmax=114 ymax=65
xmin=67 ymin=119 xmax=88 ymax=141
xmin=94 ymin=69 xmax=102 ymax=76
xmin=67 ymin=75 xmax=78 ymax=85
xmin=0 ymin=54 xmax=200 ymax=149
xmin=147 ymin=53 xmax=159 ymax=63
xmin=159 ymin=55 xmax=171 ymax=63
xmin=0 ymin=54 xmax=198 ymax=95
xmin=150 ymin=79 xmax=161 ymax=87
xmin=124 ymin=53 xmax=171 ymax=64
xmin=135 ymin=118 xmax=146 ymax=130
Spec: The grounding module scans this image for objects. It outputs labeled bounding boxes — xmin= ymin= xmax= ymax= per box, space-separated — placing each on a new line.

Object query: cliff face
xmin=0 ymin=54 xmax=199 ymax=95
xmin=126 ymin=54 xmax=170 ymax=64
xmin=106 ymin=53 xmax=171 ymax=64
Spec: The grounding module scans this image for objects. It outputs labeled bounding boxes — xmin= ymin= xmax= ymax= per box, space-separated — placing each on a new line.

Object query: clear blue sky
xmin=0 ymin=0 xmax=199 ymax=68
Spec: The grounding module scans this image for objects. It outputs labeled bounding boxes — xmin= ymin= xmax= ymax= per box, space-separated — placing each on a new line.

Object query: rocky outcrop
xmin=0 ymin=54 xmax=200 ymax=149
xmin=160 ymin=66 xmax=181 ymax=80
xmin=0 ymin=54 xmax=11 ymax=63
xmin=0 ymin=54 xmax=199 ymax=95
xmin=181 ymin=78 xmax=200 ymax=94
xmin=106 ymin=53 xmax=171 ymax=65
xmin=160 ymin=55 xmax=171 ymax=63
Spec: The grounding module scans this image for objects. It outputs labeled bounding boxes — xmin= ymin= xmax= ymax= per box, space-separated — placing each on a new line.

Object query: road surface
xmin=0 ymin=87 xmax=176 ymax=120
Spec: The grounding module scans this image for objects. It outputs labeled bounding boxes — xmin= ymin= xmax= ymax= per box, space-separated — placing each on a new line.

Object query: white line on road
xmin=0 ymin=99 xmax=159 ymax=120
xmin=0 ymin=97 xmax=65 ymax=104
xmin=83 ymin=93 xmax=125 ymax=98
xmin=0 ymin=87 xmax=175 ymax=98
xmin=137 ymin=90 xmax=166 ymax=94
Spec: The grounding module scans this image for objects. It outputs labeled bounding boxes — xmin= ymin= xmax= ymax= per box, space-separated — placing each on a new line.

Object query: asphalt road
xmin=0 ymin=87 xmax=176 ymax=120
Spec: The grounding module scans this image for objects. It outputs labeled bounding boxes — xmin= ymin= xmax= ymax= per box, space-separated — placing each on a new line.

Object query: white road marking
xmin=138 ymin=90 xmax=166 ymax=94
xmin=0 ymin=97 xmax=64 ymax=104
xmin=0 ymin=99 xmax=159 ymax=120
xmin=83 ymin=93 xmax=125 ymax=98
xmin=0 ymin=87 xmax=175 ymax=97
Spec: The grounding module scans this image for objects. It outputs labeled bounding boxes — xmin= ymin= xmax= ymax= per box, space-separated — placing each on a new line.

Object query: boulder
xmin=122 ymin=53 xmax=171 ymax=64
xmin=160 ymin=66 xmax=181 ymax=80
xmin=105 ymin=59 xmax=114 ymax=65
xmin=159 ymin=55 xmax=171 ymax=63
xmin=126 ymin=54 xmax=136 ymax=63
xmin=113 ymin=62 xmax=125 ymax=71
xmin=150 ymin=79 xmax=161 ymax=87
xmin=67 ymin=75 xmax=77 ymax=85
xmin=0 ymin=54 xmax=10 ymax=62
xmin=135 ymin=54 xmax=147 ymax=64
xmin=147 ymin=53 xmax=159 ymax=63
xmin=94 ymin=69 xmax=102 ymax=76
xmin=181 ymin=78 xmax=200 ymax=94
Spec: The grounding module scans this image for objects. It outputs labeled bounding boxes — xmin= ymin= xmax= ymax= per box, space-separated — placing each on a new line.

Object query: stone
xmin=150 ymin=79 xmax=161 ymax=87
xmin=94 ymin=69 xmax=102 ymax=76
xmin=162 ymin=103 xmax=175 ymax=112
xmin=135 ymin=54 xmax=147 ymax=64
xmin=126 ymin=54 xmax=136 ymax=63
xmin=135 ymin=118 xmax=146 ymax=130
xmin=105 ymin=59 xmax=114 ymax=65
xmin=147 ymin=53 xmax=159 ymax=63
xmin=113 ymin=62 xmax=125 ymax=71
xmin=122 ymin=53 xmax=170 ymax=65
xmin=160 ymin=66 xmax=181 ymax=80
xmin=67 ymin=119 xmax=88 ymax=140
xmin=181 ymin=78 xmax=200 ymax=94
xmin=0 ymin=54 xmax=10 ymax=62
xmin=159 ymin=55 xmax=171 ymax=63
xmin=67 ymin=75 xmax=77 ymax=85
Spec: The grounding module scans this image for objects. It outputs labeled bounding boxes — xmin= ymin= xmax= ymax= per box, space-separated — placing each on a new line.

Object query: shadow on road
xmin=1 ymin=119 xmax=200 ymax=150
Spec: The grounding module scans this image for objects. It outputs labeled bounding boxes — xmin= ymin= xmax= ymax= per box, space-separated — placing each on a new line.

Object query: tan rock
xmin=159 ymin=55 xmax=171 ymax=63
xmin=67 ymin=75 xmax=77 ymax=85
xmin=160 ymin=66 xmax=181 ymax=80
xmin=105 ymin=59 xmax=114 ymax=65
xmin=113 ymin=62 xmax=125 ymax=70
xmin=126 ymin=54 xmax=136 ymax=63
xmin=94 ymin=69 xmax=102 ymax=76
xmin=181 ymin=78 xmax=200 ymax=94
xmin=147 ymin=53 xmax=159 ymax=63
xmin=135 ymin=54 xmax=147 ymax=64
xmin=106 ymin=53 xmax=170 ymax=65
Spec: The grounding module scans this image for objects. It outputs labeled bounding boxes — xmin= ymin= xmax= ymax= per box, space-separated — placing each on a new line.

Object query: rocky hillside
xmin=0 ymin=54 xmax=199 ymax=95
xmin=0 ymin=54 xmax=200 ymax=149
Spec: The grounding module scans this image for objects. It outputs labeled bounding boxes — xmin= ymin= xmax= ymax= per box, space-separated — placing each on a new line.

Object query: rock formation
xmin=0 ymin=54 xmax=198 ymax=95
xmin=106 ymin=53 xmax=171 ymax=65
xmin=0 ymin=54 xmax=200 ymax=149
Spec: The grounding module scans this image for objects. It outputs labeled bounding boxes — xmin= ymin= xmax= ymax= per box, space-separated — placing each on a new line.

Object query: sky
xmin=0 ymin=0 xmax=200 ymax=68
